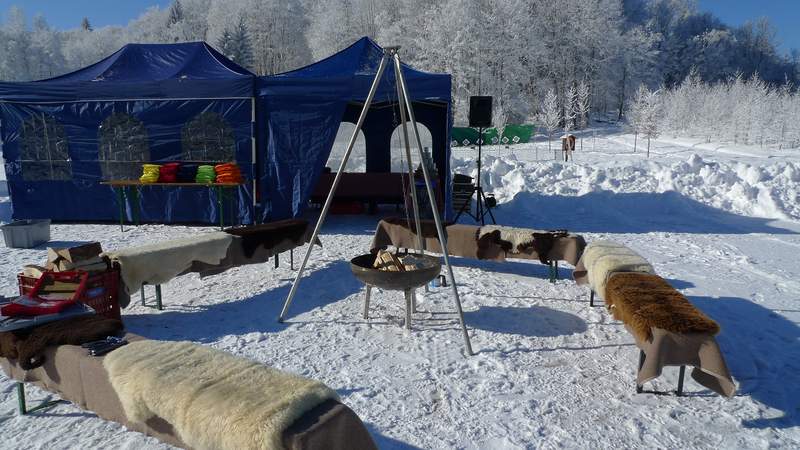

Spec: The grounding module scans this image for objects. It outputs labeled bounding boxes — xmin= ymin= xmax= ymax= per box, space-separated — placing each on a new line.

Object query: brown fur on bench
xmin=225 ymin=219 xmax=309 ymax=258
xmin=605 ymin=273 xmax=719 ymax=342
xmin=0 ymin=315 xmax=123 ymax=370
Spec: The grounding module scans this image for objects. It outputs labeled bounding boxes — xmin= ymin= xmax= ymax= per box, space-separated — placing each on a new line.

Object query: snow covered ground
xmin=1 ymin=129 xmax=799 ymax=449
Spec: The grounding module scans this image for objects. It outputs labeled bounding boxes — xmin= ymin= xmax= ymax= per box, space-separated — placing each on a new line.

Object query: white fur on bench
xmin=104 ymin=340 xmax=338 ymax=450
xmin=581 ymin=240 xmax=654 ymax=299
xmin=478 ymin=225 xmax=536 ymax=253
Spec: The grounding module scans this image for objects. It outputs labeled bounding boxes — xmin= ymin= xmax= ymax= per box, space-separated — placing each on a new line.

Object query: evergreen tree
xmin=80 ymin=17 xmax=92 ymax=31
xmin=216 ymin=28 xmax=233 ymax=58
xmin=167 ymin=0 xmax=184 ymax=27
xmin=228 ymin=16 xmax=253 ymax=68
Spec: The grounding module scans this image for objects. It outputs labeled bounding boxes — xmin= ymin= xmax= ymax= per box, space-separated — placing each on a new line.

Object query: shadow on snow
xmin=488 ymin=190 xmax=796 ymax=235
xmin=690 ymin=295 xmax=800 ymax=429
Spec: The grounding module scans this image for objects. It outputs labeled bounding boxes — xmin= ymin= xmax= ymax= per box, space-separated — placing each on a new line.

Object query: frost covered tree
xmin=168 ymin=0 xmax=184 ymax=26
xmin=216 ymin=28 xmax=233 ymax=59
xmin=576 ymin=80 xmax=591 ymax=129
xmin=0 ymin=0 xmax=799 ymax=126
xmin=563 ymin=84 xmax=578 ymax=133
xmin=631 ymin=85 xmax=662 ymax=157
xmin=80 ymin=17 xmax=92 ymax=32
xmin=539 ymin=89 xmax=561 ymax=159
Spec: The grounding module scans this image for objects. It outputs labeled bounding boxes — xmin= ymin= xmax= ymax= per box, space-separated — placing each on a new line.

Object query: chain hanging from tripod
xmin=388 ymin=79 xmax=415 ymax=236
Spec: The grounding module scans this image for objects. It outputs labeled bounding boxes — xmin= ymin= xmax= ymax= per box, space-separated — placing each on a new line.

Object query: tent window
xmin=98 ymin=113 xmax=150 ymax=180
xmin=390 ymin=122 xmax=432 ymax=172
xmin=327 ymin=122 xmax=366 ymax=172
xmin=181 ymin=112 xmax=235 ymax=162
xmin=20 ymin=114 xmax=72 ymax=181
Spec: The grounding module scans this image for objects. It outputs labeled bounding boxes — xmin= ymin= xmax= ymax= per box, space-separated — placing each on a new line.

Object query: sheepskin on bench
xmin=605 ymin=272 xmax=720 ymax=342
xmin=104 ymin=340 xmax=338 ymax=450
xmin=574 ymin=240 xmax=654 ymax=299
xmin=604 ymin=272 xmax=735 ymax=397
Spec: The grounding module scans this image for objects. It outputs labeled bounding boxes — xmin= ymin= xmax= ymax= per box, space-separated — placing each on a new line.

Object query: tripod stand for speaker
xmin=453 ymin=126 xmax=496 ymax=225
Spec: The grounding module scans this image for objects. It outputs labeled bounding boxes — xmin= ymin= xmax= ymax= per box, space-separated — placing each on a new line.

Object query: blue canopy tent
xmin=257 ymin=37 xmax=453 ymax=222
xmin=0 ymin=42 xmax=257 ymax=224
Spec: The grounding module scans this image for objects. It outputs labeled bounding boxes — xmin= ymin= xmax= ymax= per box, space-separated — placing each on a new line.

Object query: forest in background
xmin=1 ymin=0 xmax=798 ymax=128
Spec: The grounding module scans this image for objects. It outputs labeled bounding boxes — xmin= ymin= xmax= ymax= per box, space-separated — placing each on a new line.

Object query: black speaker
xmin=469 ymin=96 xmax=492 ymax=128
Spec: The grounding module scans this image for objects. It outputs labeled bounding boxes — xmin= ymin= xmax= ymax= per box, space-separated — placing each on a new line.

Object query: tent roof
xmin=260 ymin=37 xmax=450 ymax=102
xmin=0 ymin=42 xmax=256 ymax=102
xmin=44 ymin=42 xmax=253 ymax=83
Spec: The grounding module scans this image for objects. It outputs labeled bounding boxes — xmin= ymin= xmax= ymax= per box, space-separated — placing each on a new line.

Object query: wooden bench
xmin=574 ymin=241 xmax=735 ymax=397
xmin=1 ymin=333 xmax=377 ymax=449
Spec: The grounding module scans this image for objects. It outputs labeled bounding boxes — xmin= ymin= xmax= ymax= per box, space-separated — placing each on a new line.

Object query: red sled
xmin=1 ymin=271 xmax=89 ymax=317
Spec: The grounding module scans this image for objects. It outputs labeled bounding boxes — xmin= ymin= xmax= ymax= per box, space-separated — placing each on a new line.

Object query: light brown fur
xmin=605 ymin=272 xmax=720 ymax=342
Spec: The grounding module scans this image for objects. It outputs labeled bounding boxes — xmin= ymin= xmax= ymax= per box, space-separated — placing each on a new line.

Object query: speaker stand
xmin=453 ymin=126 xmax=496 ymax=226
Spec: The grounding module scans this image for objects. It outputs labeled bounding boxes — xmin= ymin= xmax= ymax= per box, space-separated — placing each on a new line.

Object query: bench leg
xmin=411 ymin=290 xmax=417 ymax=313
xmin=676 ymin=365 xmax=686 ymax=396
xmin=116 ymin=186 xmax=125 ymax=232
xmin=548 ymin=261 xmax=559 ymax=283
xmin=404 ymin=290 xmax=412 ymax=330
xmin=636 ymin=350 xmax=645 ymax=393
xmin=141 ymin=283 xmax=164 ymax=310
xmin=17 ymin=382 xmax=64 ymax=415
xmin=290 ymin=249 xmax=294 ymax=270
xmin=363 ymin=285 xmax=372 ymax=319
xmin=589 ymin=290 xmax=595 ymax=307
xmin=274 ymin=253 xmax=279 ymax=269
xmin=155 ymin=284 xmax=163 ymax=311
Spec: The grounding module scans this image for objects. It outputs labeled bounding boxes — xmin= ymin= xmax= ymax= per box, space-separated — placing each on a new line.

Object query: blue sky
xmin=0 ymin=1 xmax=171 ymax=29
xmin=0 ymin=0 xmax=798 ymax=54
xmin=698 ymin=0 xmax=800 ymax=54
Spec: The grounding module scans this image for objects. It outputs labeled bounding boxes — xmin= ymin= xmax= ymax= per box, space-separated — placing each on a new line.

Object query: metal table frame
xmin=100 ymin=181 xmax=242 ymax=231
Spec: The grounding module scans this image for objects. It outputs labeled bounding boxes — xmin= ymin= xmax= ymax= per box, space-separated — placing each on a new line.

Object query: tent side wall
xmin=0 ymin=97 xmax=255 ymax=224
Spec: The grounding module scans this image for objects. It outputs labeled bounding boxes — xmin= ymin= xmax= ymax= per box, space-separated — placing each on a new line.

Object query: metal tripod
xmin=277 ymin=46 xmax=474 ymax=356
xmin=452 ymin=126 xmax=496 ymax=225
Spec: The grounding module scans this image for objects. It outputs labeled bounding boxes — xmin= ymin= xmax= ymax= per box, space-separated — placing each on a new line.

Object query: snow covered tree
xmin=81 ymin=17 xmax=92 ymax=32
xmin=563 ymin=84 xmax=578 ymax=133
xmin=576 ymin=80 xmax=591 ymax=129
xmin=223 ymin=16 xmax=253 ymax=69
xmin=631 ymin=85 xmax=662 ymax=157
xmin=539 ymin=89 xmax=561 ymax=159
xmin=168 ymin=0 xmax=184 ymax=26
xmin=627 ymin=84 xmax=646 ymax=152
xmin=216 ymin=28 xmax=232 ymax=59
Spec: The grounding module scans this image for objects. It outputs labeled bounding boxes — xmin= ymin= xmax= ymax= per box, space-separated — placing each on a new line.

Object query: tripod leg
xmin=395 ymin=54 xmax=473 ymax=355
xmin=452 ymin=185 xmax=473 ymax=222
xmin=479 ymin=188 xmax=497 ymax=224
xmin=278 ymin=54 xmax=390 ymax=322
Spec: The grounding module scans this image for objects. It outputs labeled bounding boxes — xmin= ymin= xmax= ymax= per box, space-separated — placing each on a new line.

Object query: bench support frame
xmin=140 ymin=283 xmax=163 ymax=310
xmin=635 ymin=350 xmax=687 ymax=396
xmin=16 ymin=382 xmax=66 ymax=415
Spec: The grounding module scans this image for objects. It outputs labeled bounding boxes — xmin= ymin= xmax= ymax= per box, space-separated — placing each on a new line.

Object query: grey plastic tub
xmin=1 ymin=219 xmax=51 ymax=248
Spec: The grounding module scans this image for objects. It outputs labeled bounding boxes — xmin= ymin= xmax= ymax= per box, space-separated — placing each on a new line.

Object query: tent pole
xmin=278 ymin=54 xmax=390 ymax=322
xmin=393 ymin=53 xmax=474 ymax=356
xmin=390 ymin=48 xmax=425 ymax=254
xmin=251 ymin=97 xmax=258 ymax=215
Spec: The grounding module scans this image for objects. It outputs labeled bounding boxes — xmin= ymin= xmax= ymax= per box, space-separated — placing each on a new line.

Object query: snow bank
xmin=453 ymin=153 xmax=800 ymax=221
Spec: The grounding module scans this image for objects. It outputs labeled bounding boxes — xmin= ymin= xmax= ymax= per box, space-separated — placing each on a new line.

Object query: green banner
xmin=451 ymin=124 xmax=535 ymax=146
xmin=502 ymin=124 xmax=535 ymax=144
